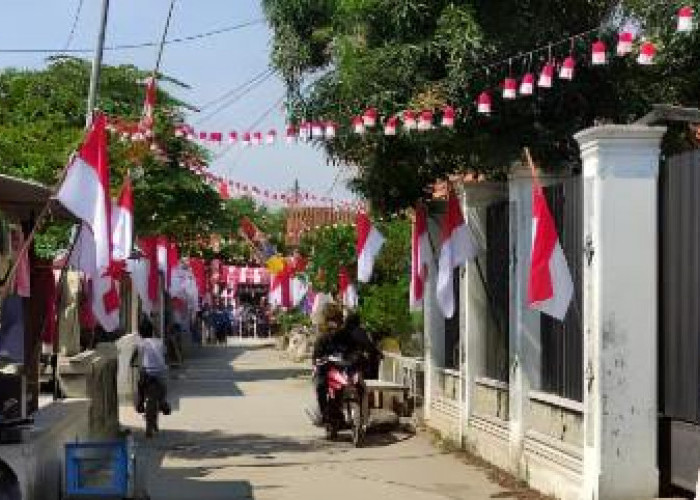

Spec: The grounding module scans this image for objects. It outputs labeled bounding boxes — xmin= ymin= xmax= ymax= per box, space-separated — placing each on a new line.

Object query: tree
xmin=298 ymin=215 xmax=414 ymax=348
xmin=264 ymin=0 xmax=700 ymax=212
xmin=0 ymin=58 xmax=229 ymax=255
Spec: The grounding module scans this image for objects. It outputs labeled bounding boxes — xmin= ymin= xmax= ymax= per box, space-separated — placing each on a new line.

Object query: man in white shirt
xmin=136 ymin=317 xmax=170 ymax=415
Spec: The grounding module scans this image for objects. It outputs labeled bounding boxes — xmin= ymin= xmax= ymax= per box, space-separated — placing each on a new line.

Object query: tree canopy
xmin=0 ymin=58 xmax=282 ymax=260
xmin=264 ymin=0 xmax=700 ymax=212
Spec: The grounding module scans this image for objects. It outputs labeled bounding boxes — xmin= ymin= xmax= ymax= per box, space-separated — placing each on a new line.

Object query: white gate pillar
xmin=575 ymin=125 xmax=666 ymax=500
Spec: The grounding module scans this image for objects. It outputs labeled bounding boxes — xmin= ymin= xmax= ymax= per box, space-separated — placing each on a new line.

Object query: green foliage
xmin=0 ymin=58 xmax=268 ymax=257
xmin=298 ymin=223 xmax=355 ymax=294
xmin=358 ymin=277 xmax=412 ymax=344
xmin=277 ymin=308 xmax=311 ymax=335
xmin=264 ymin=0 xmax=700 ymax=212
xmin=299 ymin=216 xmax=413 ymax=349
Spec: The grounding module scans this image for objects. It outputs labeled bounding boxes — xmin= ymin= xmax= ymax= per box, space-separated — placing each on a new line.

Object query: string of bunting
xmin=170 ymin=8 xmax=695 ymax=146
xmin=183 ymin=163 xmax=363 ymax=211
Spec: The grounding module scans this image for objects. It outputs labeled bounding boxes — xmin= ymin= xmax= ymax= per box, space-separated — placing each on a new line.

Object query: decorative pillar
xmin=575 ymin=125 xmax=666 ymax=500
xmin=423 ymin=207 xmax=446 ymax=422
xmin=507 ymin=166 xmax=542 ymax=472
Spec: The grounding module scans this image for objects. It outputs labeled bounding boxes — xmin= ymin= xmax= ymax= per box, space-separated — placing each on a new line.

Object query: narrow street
xmin=121 ymin=344 xmax=509 ymax=500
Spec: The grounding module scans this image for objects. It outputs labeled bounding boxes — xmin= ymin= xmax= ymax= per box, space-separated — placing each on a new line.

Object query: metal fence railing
xmin=379 ymin=352 xmax=424 ymax=408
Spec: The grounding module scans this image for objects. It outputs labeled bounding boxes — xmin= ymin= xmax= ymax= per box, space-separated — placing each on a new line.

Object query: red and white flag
xmin=112 ymin=176 xmax=133 ymax=262
xmin=527 ymin=182 xmax=573 ymax=321
xmin=339 ymin=267 xmax=358 ymax=309
xmin=269 ymin=266 xmax=292 ymax=309
xmin=139 ymin=76 xmax=156 ymax=134
xmin=356 ymin=212 xmax=385 ymax=283
xmin=57 ymin=113 xmax=112 ymax=271
xmin=410 ymin=204 xmax=431 ymax=311
xmin=437 ymin=191 xmax=478 ymax=318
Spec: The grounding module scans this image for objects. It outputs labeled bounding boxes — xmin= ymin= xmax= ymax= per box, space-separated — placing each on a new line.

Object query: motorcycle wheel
xmin=350 ymin=401 xmax=364 ymax=448
xmin=145 ymin=394 xmax=159 ymax=438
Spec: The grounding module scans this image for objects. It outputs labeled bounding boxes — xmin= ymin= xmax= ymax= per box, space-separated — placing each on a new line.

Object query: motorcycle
xmin=316 ymin=354 xmax=367 ymax=447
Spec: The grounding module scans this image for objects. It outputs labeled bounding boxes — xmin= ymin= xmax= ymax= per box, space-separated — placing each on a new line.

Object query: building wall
xmin=284 ymin=206 xmax=355 ymax=246
xmin=0 ymin=399 xmax=90 ymax=500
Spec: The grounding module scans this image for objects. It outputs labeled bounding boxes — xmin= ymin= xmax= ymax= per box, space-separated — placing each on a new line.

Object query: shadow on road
xmin=168 ymin=346 xmax=310 ymax=409
xmin=146 ymin=463 xmax=257 ymax=500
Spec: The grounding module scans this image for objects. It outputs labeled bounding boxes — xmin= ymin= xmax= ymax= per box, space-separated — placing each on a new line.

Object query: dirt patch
xmin=425 ymin=428 xmax=556 ymax=500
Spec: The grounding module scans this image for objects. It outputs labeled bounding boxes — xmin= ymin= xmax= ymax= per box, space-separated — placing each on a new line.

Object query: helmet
xmin=323 ymin=303 xmax=343 ymax=331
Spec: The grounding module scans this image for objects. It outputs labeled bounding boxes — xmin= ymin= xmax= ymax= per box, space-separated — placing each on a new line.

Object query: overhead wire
xmin=63 ymin=0 xmax=85 ymax=51
xmin=0 ymin=18 xmax=265 ymax=54
xmin=198 ymin=67 xmax=273 ymax=111
xmin=194 ymin=68 xmax=275 ymax=125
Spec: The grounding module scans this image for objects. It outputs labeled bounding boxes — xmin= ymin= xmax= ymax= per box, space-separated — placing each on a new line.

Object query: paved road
xmin=120 ymin=344 xmax=507 ymax=500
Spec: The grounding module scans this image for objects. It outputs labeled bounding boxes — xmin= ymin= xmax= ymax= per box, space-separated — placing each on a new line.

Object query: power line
xmin=0 ymin=18 xmax=265 ymax=54
xmin=63 ymin=0 xmax=85 ymax=50
xmin=194 ymin=69 xmax=275 ymax=125
xmin=198 ymin=67 xmax=273 ymax=112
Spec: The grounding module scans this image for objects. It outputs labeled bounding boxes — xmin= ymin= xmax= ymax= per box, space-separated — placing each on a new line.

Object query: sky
xmin=0 ymin=0 xmax=354 ymax=201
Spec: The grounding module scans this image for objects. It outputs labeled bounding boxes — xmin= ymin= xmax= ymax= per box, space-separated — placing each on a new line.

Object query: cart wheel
xmin=325 ymin=422 xmax=338 ymax=440
xmin=350 ymin=402 xmax=364 ymax=448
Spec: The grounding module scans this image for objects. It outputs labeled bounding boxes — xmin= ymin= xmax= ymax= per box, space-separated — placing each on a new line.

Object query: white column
xmin=575 ymin=125 xmax=666 ymax=500
xmin=423 ymin=210 xmax=446 ymax=421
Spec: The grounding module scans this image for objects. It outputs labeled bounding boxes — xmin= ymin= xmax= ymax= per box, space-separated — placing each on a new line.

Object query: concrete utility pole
xmin=155 ymin=0 xmax=177 ymax=74
xmin=86 ymin=0 xmax=110 ymax=127
xmin=293 ymin=179 xmax=300 ymax=205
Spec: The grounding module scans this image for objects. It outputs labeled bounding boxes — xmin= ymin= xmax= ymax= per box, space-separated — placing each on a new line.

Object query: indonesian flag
xmin=527 ymin=182 xmax=573 ymax=321
xmin=139 ymin=76 xmax=156 ymax=133
xmin=269 ymin=266 xmax=292 ymax=309
xmin=339 ymin=267 xmax=358 ymax=309
xmin=111 ymin=176 xmax=133 ymax=262
xmin=92 ymin=266 xmax=121 ymax=332
xmin=410 ymin=204 xmax=431 ymax=311
xmin=127 ymin=257 xmax=153 ymax=314
xmin=57 ymin=113 xmax=112 ymax=272
xmin=437 ymin=191 xmax=478 ymax=318
xmin=356 ymin=212 xmax=385 ymax=283
xmin=139 ymin=236 xmax=160 ymax=308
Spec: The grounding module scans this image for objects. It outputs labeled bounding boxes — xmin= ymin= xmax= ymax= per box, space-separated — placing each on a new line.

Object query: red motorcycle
xmin=317 ymin=354 xmax=366 ymax=447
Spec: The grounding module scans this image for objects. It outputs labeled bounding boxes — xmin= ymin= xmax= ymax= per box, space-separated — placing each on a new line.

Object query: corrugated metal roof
xmin=0 ymin=174 xmax=73 ymax=220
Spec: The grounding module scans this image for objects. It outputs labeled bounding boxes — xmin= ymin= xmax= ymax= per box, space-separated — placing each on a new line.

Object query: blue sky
xmin=1 ymin=0 xmax=353 ymax=200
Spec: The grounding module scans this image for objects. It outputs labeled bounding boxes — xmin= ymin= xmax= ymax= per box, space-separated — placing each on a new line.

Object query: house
xmin=0 ymin=173 xmax=124 ymax=500
xmin=421 ymin=124 xmax=669 ymax=499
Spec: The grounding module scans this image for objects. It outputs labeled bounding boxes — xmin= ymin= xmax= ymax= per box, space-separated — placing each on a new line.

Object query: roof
xmin=0 ymin=174 xmax=73 ymax=221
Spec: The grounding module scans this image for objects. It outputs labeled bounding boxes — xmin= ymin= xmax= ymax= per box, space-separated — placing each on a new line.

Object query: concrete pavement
xmin=120 ymin=344 xmax=512 ymax=500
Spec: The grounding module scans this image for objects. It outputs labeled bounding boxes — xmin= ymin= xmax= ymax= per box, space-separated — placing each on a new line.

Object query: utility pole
xmin=154 ymin=0 xmax=177 ymax=74
xmin=293 ymin=179 xmax=300 ymax=205
xmin=86 ymin=0 xmax=110 ymax=127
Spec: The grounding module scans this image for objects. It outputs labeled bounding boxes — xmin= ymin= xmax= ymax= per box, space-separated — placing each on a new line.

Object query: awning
xmin=0 ymin=174 xmax=73 ymax=221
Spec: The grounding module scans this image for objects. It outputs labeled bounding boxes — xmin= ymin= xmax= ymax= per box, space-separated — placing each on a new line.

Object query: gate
xmin=659 ymin=149 xmax=700 ymax=494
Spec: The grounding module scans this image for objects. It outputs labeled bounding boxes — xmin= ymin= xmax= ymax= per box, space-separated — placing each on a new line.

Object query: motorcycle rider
xmin=136 ymin=316 xmax=171 ymax=415
xmin=311 ymin=303 xmax=345 ymax=424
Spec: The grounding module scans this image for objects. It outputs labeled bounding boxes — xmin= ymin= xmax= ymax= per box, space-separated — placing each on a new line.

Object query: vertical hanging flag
xmin=112 ymin=175 xmax=133 ymax=262
xmin=436 ymin=190 xmax=478 ymax=318
xmin=356 ymin=212 xmax=385 ymax=283
xmin=410 ymin=204 xmax=431 ymax=311
xmin=57 ymin=113 xmax=113 ymax=271
xmin=339 ymin=267 xmax=358 ymax=309
xmin=139 ymin=76 xmax=156 ymax=136
xmin=527 ymin=181 xmax=574 ymax=321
